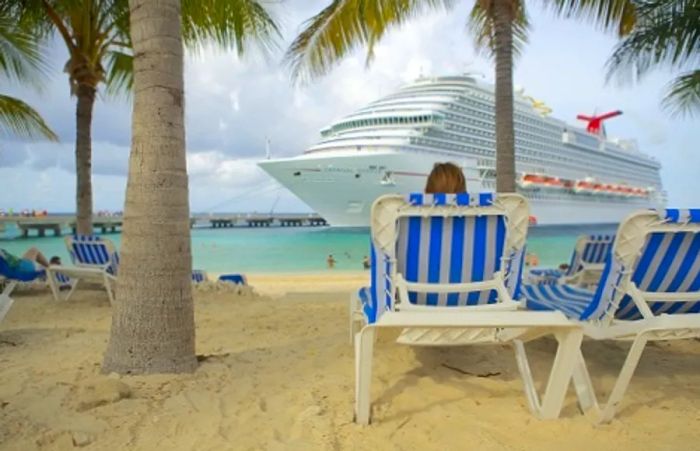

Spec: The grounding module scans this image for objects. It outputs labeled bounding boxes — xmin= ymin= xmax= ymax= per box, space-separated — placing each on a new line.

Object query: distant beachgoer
xmin=0 ymin=247 xmax=51 ymax=273
xmin=425 ymin=162 xmax=467 ymax=194
xmin=525 ymin=252 xmax=540 ymax=267
xmin=362 ymin=255 xmax=370 ymax=270
xmin=558 ymin=263 xmax=570 ymax=272
xmin=327 ymin=254 xmax=336 ymax=269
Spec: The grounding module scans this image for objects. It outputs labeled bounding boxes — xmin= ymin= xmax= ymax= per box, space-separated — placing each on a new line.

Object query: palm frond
xmin=606 ymin=0 xmax=700 ymax=81
xmin=547 ymin=0 xmax=637 ymax=36
xmin=182 ymin=0 xmax=281 ymax=56
xmin=662 ymin=70 xmax=700 ymax=117
xmin=0 ymin=13 xmax=47 ymax=83
xmin=285 ymin=0 xmax=457 ymax=83
xmin=0 ymin=93 xmax=57 ymax=141
xmin=468 ymin=0 xmax=530 ymax=60
xmin=105 ymin=50 xmax=132 ymax=98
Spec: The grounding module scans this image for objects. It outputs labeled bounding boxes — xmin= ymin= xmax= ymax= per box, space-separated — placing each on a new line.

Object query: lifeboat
xmin=518 ymin=173 xmax=571 ymax=190
xmin=574 ymin=179 xmax=596 ymax=194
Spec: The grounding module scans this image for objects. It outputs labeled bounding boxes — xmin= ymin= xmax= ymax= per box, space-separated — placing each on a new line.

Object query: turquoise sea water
xmin=0 ymin=223 xmax=617 ymax=273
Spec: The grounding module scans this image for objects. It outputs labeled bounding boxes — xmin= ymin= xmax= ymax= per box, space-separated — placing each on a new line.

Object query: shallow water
xmin=0 ymin=223 xmax=617 ymax=273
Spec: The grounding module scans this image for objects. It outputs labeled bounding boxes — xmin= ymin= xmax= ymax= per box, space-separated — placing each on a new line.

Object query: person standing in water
xmin=327 ymin=254 xmax=336 ymax=269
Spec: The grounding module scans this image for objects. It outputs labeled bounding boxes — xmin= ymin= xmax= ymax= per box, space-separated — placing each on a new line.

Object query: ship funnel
xmin=576 ymin=110 xmax=623 ymax=136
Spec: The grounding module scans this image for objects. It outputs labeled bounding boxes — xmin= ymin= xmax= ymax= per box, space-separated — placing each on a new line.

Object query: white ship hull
xmin=259 ymin=149 xmax=658 ymax=227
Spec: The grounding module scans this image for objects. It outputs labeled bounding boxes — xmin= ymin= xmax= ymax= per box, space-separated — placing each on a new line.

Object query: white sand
xmin=1 ymin=273 xmax=700 ymax=450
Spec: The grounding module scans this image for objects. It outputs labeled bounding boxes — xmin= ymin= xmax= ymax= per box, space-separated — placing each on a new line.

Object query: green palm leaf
xmin=548 ymin=0 xmax=637 ymax=36
xmin=468 ymin=0 xmax=530 ymax=59
xmin=662 ymin=70 xmax=700 ymax=116
xmin=0 ymin=94 xmax=58 ymax=141
xmin=0 ymin=13 xmax=47 ymax=84
xmin=607 ymin=0 xmax=699 ymax=79
xmin=181 ymin=0 xmax=281 ymax=55
xmin=285 ymin=0 xmax=456 ymax=83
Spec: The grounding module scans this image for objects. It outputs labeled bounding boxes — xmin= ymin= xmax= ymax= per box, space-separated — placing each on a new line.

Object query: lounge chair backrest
xmin=365 ymin=192 xmax=529 ymax=323
xmin=567 ymin=234 xmax=615 ymax=276
xmin=580 ymin=209 xmax=700 ymax=323
xmin=192 ymin=270 xmax=207 ymax=283
xmin=66 ymin=235 xmax=120 ymax=275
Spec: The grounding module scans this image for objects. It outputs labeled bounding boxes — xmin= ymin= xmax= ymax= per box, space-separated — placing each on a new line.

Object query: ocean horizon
xmin=0 ymin=223 xmax=617 ymax=273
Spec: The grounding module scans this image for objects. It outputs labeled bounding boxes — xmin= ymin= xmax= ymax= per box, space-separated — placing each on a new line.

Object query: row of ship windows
xmin=322 ymin=115 xmax=441 ymax=135
xmin=410 ymin=137 xmax=655 ymax=184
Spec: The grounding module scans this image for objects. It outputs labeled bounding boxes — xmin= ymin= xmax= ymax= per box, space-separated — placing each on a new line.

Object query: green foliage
xmin=5 ymin=0 xmax=280 ymax=98
xmin=468 ymin=0 xmax=530 ymax=59
xmin=606 ymin=0 xmax=700 ymax=116
xmin=0 ymin=94 xmax=58 ymax=140
xmin=547 ymin=0 xmax=637 ymax=36
xmin=284 ymin=0 xmax=456 ymax=83
xmin=0 ymin=3 xmax=56 ymax=140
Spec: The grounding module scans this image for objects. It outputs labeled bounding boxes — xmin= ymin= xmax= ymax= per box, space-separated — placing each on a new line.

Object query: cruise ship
xmin=259 ymin=75 xmax=665 ymax=227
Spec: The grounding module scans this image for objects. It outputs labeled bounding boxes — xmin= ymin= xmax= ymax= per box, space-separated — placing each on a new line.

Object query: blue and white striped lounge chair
xmin=47 ymin=235 xmax=120 ymax=304
xmin=523 ymin=208 xmax=700 ymax=422
xmin=350 ymin=193 xmax=583 ymax=425
xmin=218 ymin=274 xmax=247 ymax=285
xmin=51 ymin=235 xmax=215 ymax=303
xmin=528 ymin=234 xmax=614 ymax=286
xmin=192 ymin=270 xmax=208 ymax=284
xmin=0 ymin=253 xmax=45 ymax=323
xmin=1 ymin=250 xmax=74 ymax=322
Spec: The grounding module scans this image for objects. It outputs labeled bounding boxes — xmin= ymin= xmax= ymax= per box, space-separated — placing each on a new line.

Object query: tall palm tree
xmin=285 ymin=0 xmax=635 ymax=192
xmin=101 ymin=0 xmax=194 ymax=374
xmin=9 ymin=0 xmax=279 ymax=235
xmin=606 ymin=0 xmax=700 ymax=117
xmin=0 ymin=5 xmax=56 ymax=141
xmin=101 ymin=0 xmax=279 ymax=375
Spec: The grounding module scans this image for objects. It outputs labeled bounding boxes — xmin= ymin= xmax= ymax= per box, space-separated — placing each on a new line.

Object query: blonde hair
xmin=425 ymin=162 xmax=466 ymax=194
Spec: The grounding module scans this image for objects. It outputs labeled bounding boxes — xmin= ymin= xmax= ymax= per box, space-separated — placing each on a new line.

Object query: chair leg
xmin=349 ymin=293 xmax=364 ymax=345
xmin=0 ymin=282 xmax=17 ymax=323
xmin=47 ymin=271 xmax=60 ymax=302
xmin=538 ymin=330 xmax=583 ymax=419
xmin=571 ymin=349 xmax=599 ymax=413
xmin=600 ymin=334 xmax=649 ymax=423
xmin=570 ymin=334 xmax=649 ymax=424
xmin=355 ymin=326 xmax=376 ymax=425
xmin=514 ymin=329 xmax=583 ymax=419
xmin=349 ymin=294 xmax=356 ymax=345
xmin=513 ymin=340 xmax=540 ymax=415
xmin=64 ymin=278 xmax=80 ymax=302
xmin=104 ymin=274 xmax=115 ymax=305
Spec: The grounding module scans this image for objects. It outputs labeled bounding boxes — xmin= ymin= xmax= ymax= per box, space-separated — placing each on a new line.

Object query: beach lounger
xmin=48 ymin=235 xmax=119 ymax=304
xmin=192 ymin=270 xmax=208 ymax=283
xmin=351 ymin=193 xmax=583 ymax=425
xmin=528 ymin=234 xmax=614 ymax=286
xmin=0 ymin=255 xmax=53 ymax=323
xmin=50 ymin=235 xmax=214 ymax=303
xmin=523 ymin=208 xmax=700 ymax=422
xmin=218 ymin=274 xmax=247 ymax=285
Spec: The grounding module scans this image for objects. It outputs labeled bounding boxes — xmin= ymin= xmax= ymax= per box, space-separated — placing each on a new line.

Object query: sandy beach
xmin=2 ymin=273 xmax=700 ymax=450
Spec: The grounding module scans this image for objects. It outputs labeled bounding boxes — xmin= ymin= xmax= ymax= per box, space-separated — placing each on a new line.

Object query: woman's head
xmin=425 ymin=162 xmax=466 ymax=194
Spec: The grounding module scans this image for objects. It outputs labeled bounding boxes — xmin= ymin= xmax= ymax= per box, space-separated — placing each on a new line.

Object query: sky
xmin=0 ymin=1 xmax=697 ymax=214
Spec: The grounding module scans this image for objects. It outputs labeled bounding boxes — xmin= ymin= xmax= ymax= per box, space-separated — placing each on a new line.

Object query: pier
xmin=198 ymin=214 xmax=327 ymax=229
xmin=0 ymin=213 xmax=327 ymax=238
xmin=0 ymin=216 xmax=125 ymax=238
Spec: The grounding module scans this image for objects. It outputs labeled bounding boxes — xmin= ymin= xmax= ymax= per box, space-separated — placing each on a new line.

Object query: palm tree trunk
xmin=103 ymin=0 xmax=196 ymax=374
xmin=75 ymin=83 xmax=95 ymax=235
xmin=493 ymin=1 xmax=516 ymax=193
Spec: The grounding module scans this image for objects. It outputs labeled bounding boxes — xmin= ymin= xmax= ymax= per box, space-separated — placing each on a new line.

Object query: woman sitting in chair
xmin=425 ymin=162 xmax=466 ymax=193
